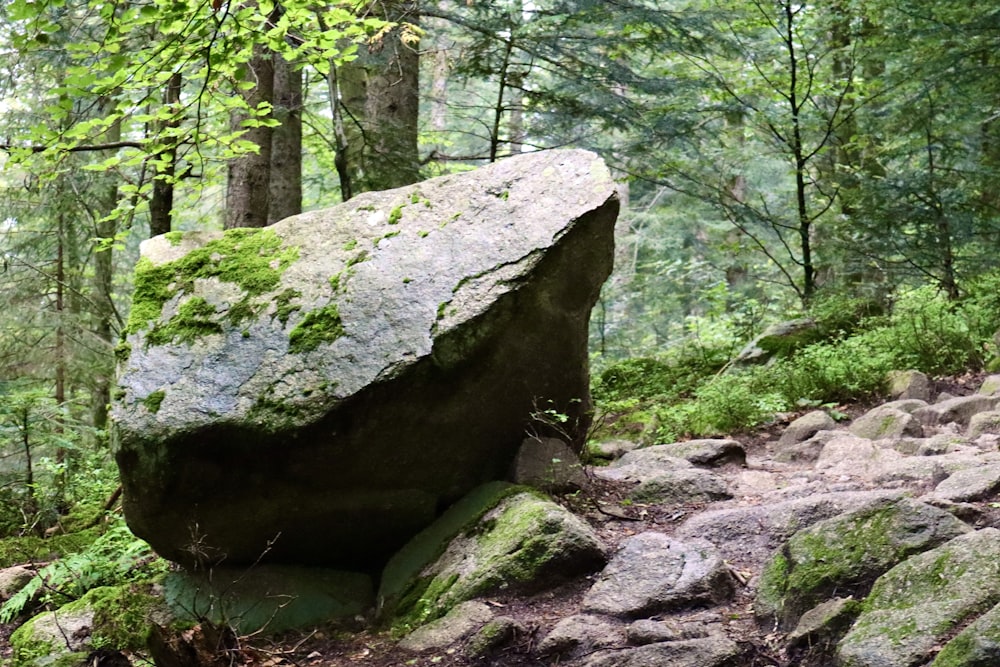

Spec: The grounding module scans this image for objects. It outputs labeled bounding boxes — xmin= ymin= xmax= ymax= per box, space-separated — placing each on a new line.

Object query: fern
xmin=0 ymin=520 xmax=169 ymax=622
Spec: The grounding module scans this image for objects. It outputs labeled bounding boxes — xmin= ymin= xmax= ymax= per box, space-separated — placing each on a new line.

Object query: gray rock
xmin=581 ymin=636 xmax=741 ymax=667
xmin=814 ymin=434 xmax=904 ymax=479
xmin=511 ymin=436 xmax=588 ymax=492
xmin=626 ymin=619 xmax=686 ymax=645
xmin=980 ymin=374 xmax=1000 ymax=396
xmin=837 ymin=528 xmax=1000 ymax=667
xmin=931 ymin=464 xmax=1000 ymax=502
xmin=10 ymin=602 xmax=94 ymax=666
xmin=592 ymin=449 xmax=692 ymax=483
xmin=880 ymin=398 xmax=929 ymax=414
xmin=915 ymin=395 xmax=1000 ymax=428
xmin=774 ymin=430 xmax=839 ymax=464
xmin=0 ymin=565 xmax=33 ymax=600
xmin=537 ymin=614 xmax=624 ymax=657
xmin=589 ymin=439 xmax=640 ymax=461
xmin=930 ymin=601 xmax=1000 ymax=666
xmin=382 ymin=489 xmax=606 ymax=627
xmin=969 ymin=411 xmax=1000 ymax=439
xmin=675 ymin=490 xmax=906 ymax=567
xmin=848 ymin=406 xmax=923 ymax=440
xmin=647 ymin=439 xmax=746 ymax=467
xmin=581 ymin=532 xmax=733 ymax=618
xmin=629 ymin=468 xmax=731 ymax=504
xmin=111 ymin=149 xmax=618 ymax=568
xmin=164 ymin=565 xmax=373 ymax=634
xmin=755 ymin=497 xmax=969 ymax=630
xmin=735 ymin=318 xmax=818 ymax=365
xmin=786 ymin=597 xmax=860 ymax=650
xmin=465 ymin=615 xmax=525 ymax=657
xmin=779 ymin=411 xmax=836 ymax=447
xmin=397 ymin=601 xmax=494 ymax=652
xmin=887 ymin=370 xmax=932 ymax=401
xmin=893 ymin=433 xmax=968 ymax=456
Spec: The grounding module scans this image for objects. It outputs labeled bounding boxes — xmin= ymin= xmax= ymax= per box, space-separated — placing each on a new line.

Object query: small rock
xmin=646 ymin=439 xmax=746 ymax=467
xmin=774 ymin=430 xmax=838 ymax=464
xmin=626 ymin=619 xmax=713 ymax=645
xmin=0 ymin=565 xmax=34 ymax=600
xmin=848 ymin=406 xmax=923 ymax=440
xmin=582 ymin=636 xmax=741 ymax=667
xmin=582 ymin=532 xmax=733 ymax=618
xmin=589 ymin=439 xmax=640 ymax=461
xmin=893 ymin=433 xmax=968 ymax=456
xmin=397 ymin=601 xmax=493 ymax=652
xmin=464 ymin=616 xmax=525 ymax=657
xmin=629 ymin=468 xmax=731 ymax=504
xmin=779 ymin=411 xmax=836 ymax=447
xmin=887 ymin=370 xmax=932 ymax=401
xmin=880 ymin=398 xmax=929 ymax=413
xmin=593 ymin=450 xmax=692 ymax=483
xmin=914 ymin=394 xmax=1000 ymax=428
xmin=969 ymin=411 xmax=1000 ymax=439
xmin=980 ymin=374 xmax=1000 ymax=396
xmin=931 ymin=464 xmax=1000 ymax=502
xmin=537 ymin=614 xmax=624 ymax=657
xmin=511 ymin=436 xmax=588 ymax=492
xmin=787 ymin=597 xmax=860 ymax=649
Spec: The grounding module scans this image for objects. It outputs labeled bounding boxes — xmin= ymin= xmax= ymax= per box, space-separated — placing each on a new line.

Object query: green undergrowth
xmin=0 ymin=519 xmax=170 ymax=622
xmin=594 ymin=280 xmax=1000 ymax=443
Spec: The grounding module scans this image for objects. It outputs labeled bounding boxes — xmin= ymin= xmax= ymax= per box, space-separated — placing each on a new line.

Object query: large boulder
xmin=111 ymin=150 xmax=618 ymax=569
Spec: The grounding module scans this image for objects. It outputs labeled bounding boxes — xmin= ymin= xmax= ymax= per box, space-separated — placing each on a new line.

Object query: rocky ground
xmin=6 ymin=371 xmax=1000 ymax=667
xmin=222 ymin=370 xmax=1000 ymax=667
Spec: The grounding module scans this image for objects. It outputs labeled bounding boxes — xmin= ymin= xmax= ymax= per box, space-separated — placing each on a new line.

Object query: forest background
xmin=1 ymin=0 xmax=1000 ymax=546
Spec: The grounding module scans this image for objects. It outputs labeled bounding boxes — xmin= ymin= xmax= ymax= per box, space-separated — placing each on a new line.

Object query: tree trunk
xmin=337 ymin=0 xmax=420 ymax=195
xmin=149 ymin=73 xmax=182 ymax=237
xmin=268 ymin=53 xmax=302 ymax=223
xmin=225 ymin=46 xmax=275 ymax=229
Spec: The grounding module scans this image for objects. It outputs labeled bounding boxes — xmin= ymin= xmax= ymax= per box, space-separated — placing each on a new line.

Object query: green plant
xmin=0 ymin=520 xmax=170 ymax=622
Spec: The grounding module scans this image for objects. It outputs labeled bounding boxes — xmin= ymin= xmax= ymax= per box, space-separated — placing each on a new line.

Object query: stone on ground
xmin=644 ymin=439 xmax=746 ymax=467
xmin=382 ymin=487 xmax=606 ymax=629
xmin=537 ymin=614 xmax=625 ymax=657
xmin=581 ymin=532 xmax=733 ymax=618
xmin=675 ymin=490 xmax=905 ymax=567
xmin=755 ymin=497 xmax=969 ymax=630
xmin=397 ymin=600 xmax=494 ymax=652
xmin=887 ymin=370 xmax=931 ymax=401
xmin=837 ymin=528 xmax=1000 ymax=667
xmin=968 ymin=411 xmax=1000 ymax=439
xmin=581 ymin=636 xmax=741 ymax=667
xmin=779 ymin=411 xmax=836 ymax=447
xmin=848 ymin=406 xmax=923 ymax=440
xmin=164 ymin=565 xmax=373 ymax=634
xmin=914 ymin=395 xmax=1000 ymax=428
xmin=929 ymin=601 xmax=1000 ymax=667
xmin=628 ymin=468 xmax=731 ymax=504
xmin=510 ymin=436 xmax=588 ymax=492
xmin=929 ymin=463 xmax=1000 ymax=502
xmin=111 ymin=149 xmax=618 ymax=569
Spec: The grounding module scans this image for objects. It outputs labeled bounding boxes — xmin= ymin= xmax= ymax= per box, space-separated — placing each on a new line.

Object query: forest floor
xmin=2 ymin=372 xmax=993 ymax=667
xmin=227 ymin=370 xmax=996 ymax=667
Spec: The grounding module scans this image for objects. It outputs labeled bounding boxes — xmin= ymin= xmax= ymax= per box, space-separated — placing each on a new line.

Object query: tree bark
xmin=268 ymin=53 xmax=302 ymax=223
xmin=225 ymin=45 xmax=275 ymax=229
xmin=337 ymin=0 xmax=420 ymax=196
xmin=149 ymin=73 xmax=182 ymax=237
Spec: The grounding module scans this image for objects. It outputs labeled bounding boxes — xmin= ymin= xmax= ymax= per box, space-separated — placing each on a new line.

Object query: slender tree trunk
xmin=337 ymin=0 xmax=420 ymax=194
xmin=149 ymin=73 xmax=182 ymax=237
xmin=268 ymin=54 xmax=302 ymax=223
xmin=226 ymin=45 xmax=275 ymax=229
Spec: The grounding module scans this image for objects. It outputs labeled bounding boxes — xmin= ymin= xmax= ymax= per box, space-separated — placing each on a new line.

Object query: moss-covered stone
xmin=385 ymin=488 xmax=605 ymax=632
xmin=0 ymin=528 xmax=102 ymax=569
xmin=272 ymin=288 xmax=302 ymax=326
xmin=837 ymin=528 xmax=1000 ymax=667
xmin=756 ymin=498 xmax=968 ymax=630
xmin=931 ymin=602 xmax=1000 ymax=666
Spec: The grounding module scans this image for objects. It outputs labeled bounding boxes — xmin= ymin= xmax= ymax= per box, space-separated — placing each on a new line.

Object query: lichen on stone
xmin=142 ymin=390 xmax=166 ymax=414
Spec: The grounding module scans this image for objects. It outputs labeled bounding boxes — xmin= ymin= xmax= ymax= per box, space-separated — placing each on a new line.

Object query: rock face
xmin=112 ymin=150 xmax=619 ymax=569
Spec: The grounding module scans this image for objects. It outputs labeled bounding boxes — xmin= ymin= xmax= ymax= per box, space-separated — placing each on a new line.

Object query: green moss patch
xmin=288 ymin=304 xmax=345 ymax=353
xmin=142 ymin=390 xmax=166 ymax=414
xmin=126 ymin=228 xmax=299 ymax=344
xmin=0 ymin=528 xmax=102 ymax=569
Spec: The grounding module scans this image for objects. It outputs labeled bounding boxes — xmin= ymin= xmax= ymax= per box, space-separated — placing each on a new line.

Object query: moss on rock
xmin=126 ymin=227 xmax=299 ymax=344
xmin=287 ymin=304 xmax=345 ymax=353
